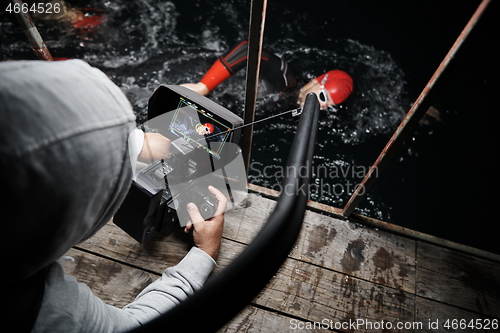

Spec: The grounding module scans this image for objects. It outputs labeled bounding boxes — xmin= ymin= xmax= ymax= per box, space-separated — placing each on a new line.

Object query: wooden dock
xmin=62 ymin=190 xmax=500 ymax=332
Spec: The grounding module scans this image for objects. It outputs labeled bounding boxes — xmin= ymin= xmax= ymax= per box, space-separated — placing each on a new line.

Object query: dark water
xmin=1 ymin=0 xmax=498 ymax=254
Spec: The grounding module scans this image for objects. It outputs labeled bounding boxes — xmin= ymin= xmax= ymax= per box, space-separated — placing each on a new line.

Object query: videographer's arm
xmin=139 ymin=132 xmax=172 ymax=162
xmin=129 ymin=130 xmax=172 ymax=166
xmin=77 ymin=187 xmax=226 ymax=331
xmin=184 ymin=186 xmax=227 ymax=261
xmin=61 ymin=187 xmax=226 ymax=331
xmin=47 ymin=246 xmax=218 ymax=332
xmin=36 ymin=187 xmax=227 ymax=332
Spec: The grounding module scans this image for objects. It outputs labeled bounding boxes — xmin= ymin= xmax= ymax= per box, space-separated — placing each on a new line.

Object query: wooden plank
xmin=73 ymin=193 xmax=417 ymax=325
xmin=79 ymin=193 xmax=416 ymax=293
xmin=63 ymin=247 xmax=415 ymax=333
xmin=61 ymin=248 xmax=325 ymax=332
xmin=222 ymin=291 xmax=500 ymax=333
xmin=76 ymin=221 xmax=191 ymax=269
xmin=61 ymin=248 xmax=158 ymax=308
xmin=219 ymin=306 xmax=324 ymax=333
xmin=62 ymin=192 xmax=500 ymax=331
xmin=224 ymin=194 xmax=416 ymax=293
xmin=60 ymin=248 xmax=286 ymax=332
xmin=76 ymin=220 xmax=416 ymax=327
xmin=76 ymin=222 xmax=245 ymax=277
xmin=415 ymin=297 xmax=499 ymax=333
xmin=416 ymin=241 xmax=500 ymax=318
xmin=255 ymin=259 xmax=415 ymax=332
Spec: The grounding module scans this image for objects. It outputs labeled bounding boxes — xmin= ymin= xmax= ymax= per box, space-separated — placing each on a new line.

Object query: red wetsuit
xmin=200 ymin=41 xmax=303 ymax=95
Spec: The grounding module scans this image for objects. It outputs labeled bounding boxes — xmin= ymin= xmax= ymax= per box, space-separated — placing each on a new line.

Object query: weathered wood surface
xmin=63 ymin=248 xmax=310 ymax=332
xmin=415 ymin=297 xmax=496 ymax=333
xmin=226 ymin=196 xmax=417 ymax=293
xmin=416 ymin=240 xmax=500 ymax=318
xmin=63 ymin=247 xmax=325 ymax=332
xmin=74 ymin=229 xmax=415 ymax=330
xmin=254 ymin=260 xmax=415 ymax=328
xmin=75 ymin=222 xmax=245 ymax=277
xmin=63 ymin=192 xmax=500 ymax=332
xmin=79 ymin=194 xmax=416 ymax=293
xmin=62 ymin=248 xmax=156 ymax=309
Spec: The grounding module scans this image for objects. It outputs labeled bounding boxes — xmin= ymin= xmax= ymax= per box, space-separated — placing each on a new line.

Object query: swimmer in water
xmin=31 ymin=1 xmax=105 ymax=41
xmin=195 ymin=123 xmax=215 ymax=135
xmin=181 ymin=41 xmax=441 ymax=124
xmin=181 ymin=40 xmax=354 ymax=110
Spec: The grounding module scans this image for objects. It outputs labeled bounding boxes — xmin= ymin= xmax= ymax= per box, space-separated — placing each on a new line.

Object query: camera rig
xmin=114 ymin=85 xmax=245 ymax=243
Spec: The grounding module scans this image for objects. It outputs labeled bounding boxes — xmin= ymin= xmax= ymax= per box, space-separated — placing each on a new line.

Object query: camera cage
xmin=114 ymin=85 xmax=245 ymax=243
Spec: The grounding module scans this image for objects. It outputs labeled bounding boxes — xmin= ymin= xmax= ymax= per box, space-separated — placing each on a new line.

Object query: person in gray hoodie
xmin=0 ymin=59 xmax=226 ymax=333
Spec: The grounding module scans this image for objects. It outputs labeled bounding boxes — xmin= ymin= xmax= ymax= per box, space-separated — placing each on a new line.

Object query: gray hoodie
xmin=0 ymin=59 xmax=215 ymax=332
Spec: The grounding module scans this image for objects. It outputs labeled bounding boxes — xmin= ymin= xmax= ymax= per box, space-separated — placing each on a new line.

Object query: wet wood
xmin=219 ymin=194 xmax=416 ymax=293
xmin=415 ymin=297 xmax=496 ymax=333
xmin=61 ymin=248 xmax=323 ymax=332
xmin=61 ymin=248 xmax=304 ymax=333
xmin=255 ymin=259 xmax=415 ymax=327
xmin=63 ymin=192 xmax=500 ymax=332
xmin=219 ymin=307 xmax=296 ymax=333
xmin=78 ymin=193 xmax=415 ymax=293
xmin=416 ymin=240 xmax=500 ymax=318
xmin=75 ymin=223 xmax=415 ymax=327
xmin=62 ymin=248 xmax=156 ymax=308
xmin=75 ymin=222 xmax=245 ymax=277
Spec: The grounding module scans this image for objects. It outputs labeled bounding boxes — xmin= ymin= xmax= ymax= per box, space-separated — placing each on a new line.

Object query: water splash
xmin=0 ymin=0 xmax=408 ymax=221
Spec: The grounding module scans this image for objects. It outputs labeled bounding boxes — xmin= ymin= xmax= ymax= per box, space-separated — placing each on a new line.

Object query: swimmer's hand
xmin=180 ymin=82 xmax=209 ymax=96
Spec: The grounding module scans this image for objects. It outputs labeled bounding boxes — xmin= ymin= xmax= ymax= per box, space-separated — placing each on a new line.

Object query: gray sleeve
xmin=33 ymin=247 xmax=216 ymax=333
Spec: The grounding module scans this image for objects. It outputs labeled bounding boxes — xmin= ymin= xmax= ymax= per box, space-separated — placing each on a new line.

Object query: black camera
xmin=114 ymin=85 xmax=245 ymax=243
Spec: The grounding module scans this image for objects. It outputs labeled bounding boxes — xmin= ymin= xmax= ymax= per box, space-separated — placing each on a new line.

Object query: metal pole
xmin=11 ymin=0 xmax=54 ymax=61
xmin=242 ymin=0 xmax=268 ymax=173
xmin=341 ymin=0 xmax=491 ymax=218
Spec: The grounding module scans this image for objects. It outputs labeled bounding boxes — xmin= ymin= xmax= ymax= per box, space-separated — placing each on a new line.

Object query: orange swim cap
xmin=315 ymin=70 xmax=353 ymax=104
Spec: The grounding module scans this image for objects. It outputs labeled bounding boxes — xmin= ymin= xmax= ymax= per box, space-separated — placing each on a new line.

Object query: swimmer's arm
xmin=180 ymin=82 xmax=209 ymax=96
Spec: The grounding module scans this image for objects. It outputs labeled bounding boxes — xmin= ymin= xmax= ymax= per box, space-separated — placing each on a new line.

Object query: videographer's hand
xmin=184 ymin=186 xmax=227 ymax=261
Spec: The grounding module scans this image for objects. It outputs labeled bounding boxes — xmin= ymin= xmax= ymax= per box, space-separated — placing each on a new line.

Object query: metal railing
xmin=10 ymin=0 xmax=53 ymax=61
xmin=241 ymin=0 xmax=268 ymax=172
xmin=341 ymin=0 xmax=492 ymax=218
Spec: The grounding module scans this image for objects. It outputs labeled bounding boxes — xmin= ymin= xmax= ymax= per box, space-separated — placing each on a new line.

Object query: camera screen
xmin=169 ymin=97 xmax=232 ymax=159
